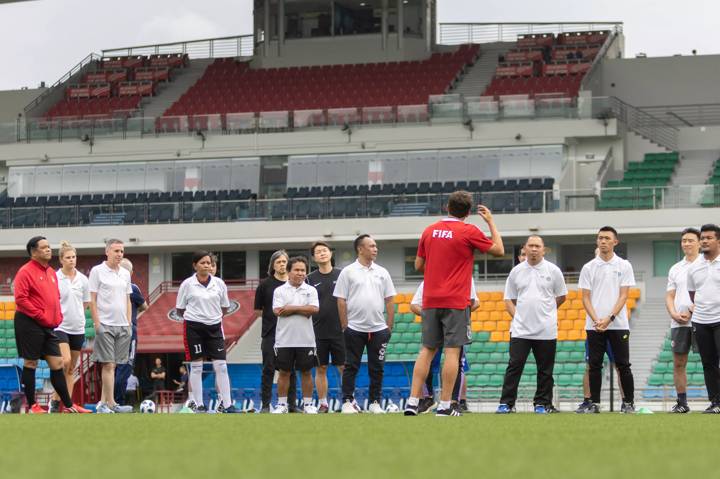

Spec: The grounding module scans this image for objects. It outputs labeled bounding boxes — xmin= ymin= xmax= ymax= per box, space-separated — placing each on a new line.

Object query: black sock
xmin=22 ymin=367 xmax=36 ymax=406
xmin=49 ymin=368 xmax=73 ymax=408
xmin=678 ymin=392 xmax=687 ymax=404
xmin=584 ymin=397 xmax=591 ymax=403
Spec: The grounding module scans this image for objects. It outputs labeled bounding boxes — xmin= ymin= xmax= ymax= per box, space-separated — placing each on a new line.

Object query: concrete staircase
xmin=450 ymin=41 xmax=513 ymax=98
xmin=662 ymin=150 xmax=718 ymax=207
xmin=227 ymin=316 xmax=262 ymax=364
xmin=629 ymin=297 xmax=669 ymax=390
xmin=141 ymin=58 xmax=215 ymax=118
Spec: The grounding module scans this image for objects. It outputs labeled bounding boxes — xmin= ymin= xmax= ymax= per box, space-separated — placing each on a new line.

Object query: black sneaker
xmin=459 ymin=399 xmax=471 ymax=413
xmin=575 ymin=400 xmax=592 ymax=414
xmin=195 ymin=405 xmax=208 ymax=413
xmin=579 ymin=402 xmax=600 ymax=414
xmin=435 ymin=407 xmax=461 ymax=417
xmin=703 ymin=403 xmax=720 ymax=414
xmin=544 ymin=404 xmax=561 ymax=414
xmin=620 ymin=402 xmax=635 ymax=414
xmin=260 ymin=404 xmax=270 ymax=413
xmin=404 ymin=404 xmax=419 ymax=416
xmin=417 ymin=397 xmax=435 ymax=414
xmin=217 ymin=404 xmax=241 ymax=413
xmin=670 ymin=402 xmax=690 ymax=414
xmin=48 ymin=400 xmax=61 ymax=414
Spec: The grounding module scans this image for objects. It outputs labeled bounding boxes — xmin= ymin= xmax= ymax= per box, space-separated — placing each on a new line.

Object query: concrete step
xmin=141 ymin=58 xmax=215 ymax=119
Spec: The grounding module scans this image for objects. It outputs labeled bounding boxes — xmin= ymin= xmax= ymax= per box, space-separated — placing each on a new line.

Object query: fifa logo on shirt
xmin=432 ymin=230 xmax=453 ymax=239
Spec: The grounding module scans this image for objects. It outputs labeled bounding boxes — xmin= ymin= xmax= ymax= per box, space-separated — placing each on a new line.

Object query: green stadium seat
xmin=654 ymin=362 xmax=671 ymax=374
xmin=394 ymin=323 xmax=409 ymax=333
xmin=659 ymin=351 xmax=673 ymax=361
xmin=556 ymin=351 xmax=570 ymax=362
xmin=488 ymin=375 xmax=503 ymax=387
xmin=690 ymin=373 xmax=705 ymax=386
xmin=473 ymin=332 xmax=490 ymax=342
xmin=648 ymin=374 xmax=664 ymax=386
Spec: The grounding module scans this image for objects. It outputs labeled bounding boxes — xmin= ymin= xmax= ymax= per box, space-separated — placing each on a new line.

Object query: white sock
xmin=408 ymin=397 xmax=419 ymax=407
xmin=212 ymin=360 xmax=232 ymax=407
xmin=303 ymin=397 xmax=313 ymax=407
xmin=319 ymin=397 xmax=328 ymax=407
xmin=278 ymin=396 xmax=287 ymax=406
xmin=440 ymin=401 xmax=451 ymax=410
xmin=190 ymin=362 xmax=204 ymax=406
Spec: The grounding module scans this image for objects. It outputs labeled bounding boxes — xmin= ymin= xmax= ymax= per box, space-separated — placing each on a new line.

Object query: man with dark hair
xmin=14 ymin=236 xmax=79 ymax=413
xmin=254 ymin=250 xmax=297 ymax=412
xmin=687 ymin=224 xmax=720 ymax=413
xmin=307 ymin=241 xmax=344 ymax=413
xmin=334 ymin=235 xmax=396 ymax=414
xmin=665 ymin=227 xmax=701 ymax=413
xmin=406 ymin=191 xmax=504 ymax=417
xmin=579 ymin=226 xmax=636 ymax=413
xmin=272 ymin=256 xmax=319 ymax=414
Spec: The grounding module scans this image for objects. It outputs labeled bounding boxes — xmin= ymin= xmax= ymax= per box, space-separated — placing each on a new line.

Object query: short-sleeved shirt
xmin=152 ymin=366 xmax=166 ymax=389
xmin=417 ymin=218 xmax=493 ymax=310
xmin=686 ymin=255 xmax=720 ymax=324
xmin=666 ymin=257 xmax=697 ymax=328
xmin=333 ymin=260 xmax=396 ymax=333
xmin=411 ymin=280 xmax=477 ymax=307
xmin=254 ymin=276 xmax=286 ymax=338
xmin=176 ymin=274 xmax=230 ymax=326
xmin=504 ymin=259 xmax=568 ymax=340
xmin=56 ymin=269 xmax=90 ymax=335
xmin=306 ymin=268 xmax=342 ymax=339
xmin=272 ymin=281 xmax=319 ymax=348
xmin=130 ymin=284 xmax=146 ymax=326
xmin=88 ymin=262 xmax=132 ymax=327
xmin=578 ymin=254 xmax=635 ymax=330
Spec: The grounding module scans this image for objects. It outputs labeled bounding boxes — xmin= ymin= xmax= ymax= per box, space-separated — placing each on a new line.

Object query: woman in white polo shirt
xmin=176 ymin=250 xmax=238 ymax=413
xmin=49 ymin=241 xmax=92 ymax=413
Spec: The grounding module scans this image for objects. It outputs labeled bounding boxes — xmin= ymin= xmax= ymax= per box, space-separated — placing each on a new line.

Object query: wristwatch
xmin=610 ymin=314 xmax=616 ymax=322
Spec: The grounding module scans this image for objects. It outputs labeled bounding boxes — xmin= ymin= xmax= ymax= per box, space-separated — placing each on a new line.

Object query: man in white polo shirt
xmin=334 ymin=234 xmax=396 ymax=414
xmin=272 ymin=256 xmax=320 ymax=414
xmin=497 ymin=235 xmax=567 ymax=414
xmin=665 ymin=227 xmax=700 ymax=413
xmin=579 ymin=226 xmax=636 ymax=414
xmin=687 ymin=224 xmax=720 ymax=414
xmin=89 ymin=238 xmax=133 ymax=414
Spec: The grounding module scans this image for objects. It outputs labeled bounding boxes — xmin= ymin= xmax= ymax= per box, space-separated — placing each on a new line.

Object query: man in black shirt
xmin=307 ymin=241 xmax=345 ymax=413
xmin=254 ymin=250 xmax=296 ymax=412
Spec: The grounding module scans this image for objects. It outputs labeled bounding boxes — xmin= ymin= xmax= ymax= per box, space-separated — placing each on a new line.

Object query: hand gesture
xmin=477 ymin=205 xmax=494 ymax=223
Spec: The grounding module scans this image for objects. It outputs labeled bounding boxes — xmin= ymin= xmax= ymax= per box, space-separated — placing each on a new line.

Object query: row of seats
xmin=484 ymin=74 xmax=584 ymax=98
xmin=42 ymin=96 xmax=142 ymax=121
xmin=698 ymin=158 xmax=720 ymax=207
xmin=647 ymin=335 xmax=705 ymax=393
xmin=598 ymin=152 xmax=679 ymax=210
xmin=163 ymin=45 xmax=480 ymax=117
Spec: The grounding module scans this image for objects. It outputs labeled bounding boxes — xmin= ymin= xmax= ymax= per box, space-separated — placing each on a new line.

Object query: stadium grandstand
xmin=3 ymin=0 xmax=720 ymax=418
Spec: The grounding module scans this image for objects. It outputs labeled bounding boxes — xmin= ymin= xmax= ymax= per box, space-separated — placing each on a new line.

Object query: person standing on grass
xmin=272 ymin=256 xmax=320 ymax=414
xmin=687 ymin=224 xmax=720 ymax=414
xmin=306 ymin=241 xmax=345 ymax=413
xmin=665 ymin=227 xmax=701 ymax=413
xmin=255 ymin=250 xmax=297 ymax=412
xmin=334 ymin=235 xmax=396 ymax=414
xmin=578 ymin=226 xmax=636 ymax=414
xmin=14 ymin=236 xmax=80 ymax=413
xmin=176 ymin=250 xmax=239 ymax=413
xmin=49 ymin=241 xmax=92 ymax=413
xmin=89 ymin=239 xmax=133 ymax=414
xmin=496 ymin=235 xmax=567 ymax=414
xmin=405 ymin=191 xmax=504 ymax=417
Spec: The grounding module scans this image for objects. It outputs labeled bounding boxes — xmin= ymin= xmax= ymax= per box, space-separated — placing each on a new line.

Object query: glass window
xmin=404 ymin=247 xmax=420 ymax=279
xmin=259 ymin=249 xmax=309 ymax=279
xmin=220 ymin=252 xmax=247 ymax=280
xmin=402 ymin=0 xmax=423 ymax=36
xmin=171 ymin=253 xmax=194 ymax=282
xmin=334 ymin=0 xmax=382 ymax=36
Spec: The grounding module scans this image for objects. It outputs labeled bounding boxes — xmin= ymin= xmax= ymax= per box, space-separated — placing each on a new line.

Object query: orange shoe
xmin=29 ymin=403 xmax=48 ymax=414
xmin=72 ymin=403 xmax=92 ymax=414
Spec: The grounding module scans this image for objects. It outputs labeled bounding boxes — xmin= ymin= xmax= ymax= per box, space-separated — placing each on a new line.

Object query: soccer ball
xmin=140 ymin=400 xmax=156 ymax=414
xmin=385 ymin=401 xmax=400 ymax=413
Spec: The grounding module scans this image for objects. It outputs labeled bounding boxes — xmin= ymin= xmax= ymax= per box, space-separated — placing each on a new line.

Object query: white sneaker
xmin=341 ymin=400 xmax=359 ymax=414
xmin=96 ymin=402 xmax=114 ymax=414
xmin=111 ymin=404 xmax=133 ymax=413
xmin=272 ymin=404 xmax=289 ymax=414
xmin=303 ymin=404 xmax=318 ymax=414
xmin=368 ymin=401 xmax=386 ymax=414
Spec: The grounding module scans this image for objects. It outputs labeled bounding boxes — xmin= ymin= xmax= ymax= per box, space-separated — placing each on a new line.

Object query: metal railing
xmin=102 ymin=34 xmax=255 ymax=59
xmin=439 ymin=22 xmax=623 ymax=45
xmin=638 ymin=103 xmax=720 ymax=128
xmin=580 ymin=28 xmax=621 ymax=91
xmin=606 ymin=96 xmax=679 ymax=150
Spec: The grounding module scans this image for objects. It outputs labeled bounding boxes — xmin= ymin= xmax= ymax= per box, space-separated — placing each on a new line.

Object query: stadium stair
xmin=141 ymin=58 xmax=215 ymax=119
xmin=646 ymin=334 xmax=705 ymax=399
xmin=627 ymin=296 xmax=669 ymax=396
xmin=698 ymin=155 xmax=720 ymax=207
xmin=598 ymin=152 xmax=679 ymax=210
xmin=450 ymin=42 xmax=513 ymax=98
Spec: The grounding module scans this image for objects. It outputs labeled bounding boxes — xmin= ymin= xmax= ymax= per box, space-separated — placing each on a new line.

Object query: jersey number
xmin=193 ymin=344 xmax=202 ymax=354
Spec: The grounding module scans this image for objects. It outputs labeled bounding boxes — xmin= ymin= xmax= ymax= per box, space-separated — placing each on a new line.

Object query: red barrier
xmin=505 ymin=49 xmax=544 ymax=62
xmin=495 ymin=62 xmax=534 ymax=77
xmin=118 ymin=80 xmax=154 ymax=96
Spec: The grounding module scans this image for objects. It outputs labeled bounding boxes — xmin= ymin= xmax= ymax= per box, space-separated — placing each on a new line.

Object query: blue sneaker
xmin=534 ymin=405 xmax=547 ymax=414
xmin=495 ymin=404 xmax=515 ymax=414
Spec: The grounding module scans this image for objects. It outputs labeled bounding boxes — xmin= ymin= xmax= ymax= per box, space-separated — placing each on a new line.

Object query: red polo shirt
xmin=417 ymin=218 xmax=493 ymax=309
xmin=14 ymin=259 xmax=63 ymax=328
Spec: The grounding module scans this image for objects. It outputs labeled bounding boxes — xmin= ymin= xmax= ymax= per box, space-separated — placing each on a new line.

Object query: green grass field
xmin=2 ymin=414 xmax=718 ymax=479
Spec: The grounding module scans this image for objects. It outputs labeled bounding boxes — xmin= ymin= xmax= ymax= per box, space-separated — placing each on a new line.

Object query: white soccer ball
xmin=385 ymin=401 xmax=400 ymax=413
xmin=140 ymin=400 xmax=156 ymax=414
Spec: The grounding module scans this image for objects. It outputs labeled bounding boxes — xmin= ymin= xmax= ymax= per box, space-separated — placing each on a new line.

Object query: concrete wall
xmin=0 ymin=88 xmax=45 ymax=122
xmin=678 ymin=126 xmax=720 ymax=151
xmin=585 ymin=55 xmax=720 ymax=107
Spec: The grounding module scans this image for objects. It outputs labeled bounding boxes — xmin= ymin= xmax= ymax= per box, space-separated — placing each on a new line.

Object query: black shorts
xmin=421 ymin=308 xmax=472 ymax=348
xmin=275 ymin=347 xmax=317 ymax=372
xmin=183 ymin=320 xmax=226 ymax=361
xmin=14 ymin=311 xmax=61 ymax=360
xmin=671 ymin=327 xmax=697 ymax=354
xmin=55 ymin=330 xmax=85 ymax=351
xmin=316 ymin=336 xmax=346 ymax=366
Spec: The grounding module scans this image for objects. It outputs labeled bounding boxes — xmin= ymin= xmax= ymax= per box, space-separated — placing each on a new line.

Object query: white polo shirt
xmin=411 ymin=280 xmax=477 ymax=307
xmin=578 ymin=254 xmax=635 ymax=330
xmin=176 ymin=274 xmax=230 ymax=326
xmin=333 ymin=260 xmax=396 ymax=333
xmin=667 ymin=257 xmax=698 ymax=328
xmin=272 ymin=281 xmax=319 ymax=348
xmin=504 ymin=259 xmax=567 ymax=340
xmin=88 ymin=262 xmax=132 ymax=327
xmin=686 ymin=254 xmax=720 ymax=324
xmin=56 ymin=269 xmax=90 ymax=335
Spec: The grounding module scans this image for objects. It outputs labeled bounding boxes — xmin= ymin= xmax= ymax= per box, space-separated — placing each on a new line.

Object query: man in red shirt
xmin=405 ymin=191 xmax=504 ymax=416
xmin=14 ymin=236 xmax=79 ymax=413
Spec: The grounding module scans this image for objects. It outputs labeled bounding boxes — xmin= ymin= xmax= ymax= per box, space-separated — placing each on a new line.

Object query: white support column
xmin=246 ymin=249 xmax=260 ymax=280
